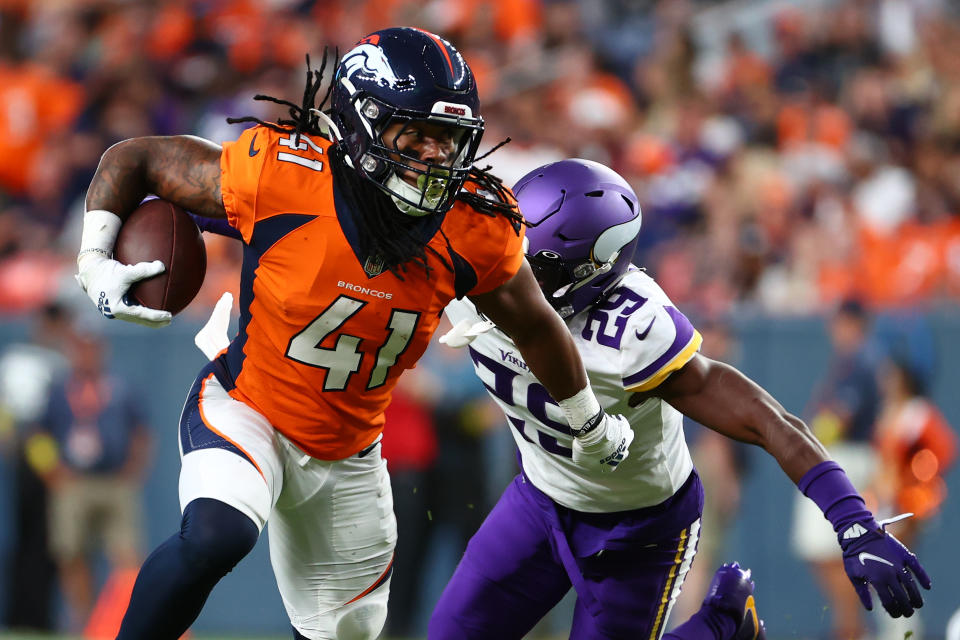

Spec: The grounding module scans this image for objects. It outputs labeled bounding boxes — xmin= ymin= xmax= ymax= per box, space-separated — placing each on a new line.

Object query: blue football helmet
xmin=330 ymin=28 xmax=484 ymax=216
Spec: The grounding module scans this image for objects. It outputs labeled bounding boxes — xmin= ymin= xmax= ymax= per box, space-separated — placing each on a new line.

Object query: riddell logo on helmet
xmin=444 ymin=105 xmax=466 ymax=116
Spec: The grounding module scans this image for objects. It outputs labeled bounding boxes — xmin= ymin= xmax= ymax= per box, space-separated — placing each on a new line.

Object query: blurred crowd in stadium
xmin=1 ymin=0 xmax=959 ymax=318
xmin=1 ymin=0 xmax=959 ymax=637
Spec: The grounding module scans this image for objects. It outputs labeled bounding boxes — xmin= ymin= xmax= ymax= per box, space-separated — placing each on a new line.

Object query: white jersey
xmin=444 ymin=268 xmax=702 ymax=513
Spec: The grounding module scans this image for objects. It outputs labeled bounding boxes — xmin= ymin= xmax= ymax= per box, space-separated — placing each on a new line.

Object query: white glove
xmin=75 ymin=253 xmax=171 ymax=328
xmin=572 ymin=412 xmax=634 ymax=473
xmin=194 ymin=292 xmax=234 ymax=360
xmin=438 ymin=317 xmax=495 ymax=348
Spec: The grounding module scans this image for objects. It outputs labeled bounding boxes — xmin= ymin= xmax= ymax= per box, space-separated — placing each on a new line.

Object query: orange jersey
xmin=217 ymin=125 xmax=523 ymax=460
xmin=875 ymin=398 xmax=957 ymax=519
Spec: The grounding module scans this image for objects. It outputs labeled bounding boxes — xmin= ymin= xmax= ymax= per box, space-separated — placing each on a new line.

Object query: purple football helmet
xmin=514 ymin=159 xmax=641 ymax=318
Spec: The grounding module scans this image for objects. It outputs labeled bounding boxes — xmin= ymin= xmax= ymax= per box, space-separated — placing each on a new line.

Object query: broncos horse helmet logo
xmin=341 ymin=43 xmax=415 ymax=89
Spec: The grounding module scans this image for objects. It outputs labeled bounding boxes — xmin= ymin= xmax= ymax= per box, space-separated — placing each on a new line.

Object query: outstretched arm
xmin=635 ymin=353 xmax=930 ymax=619
xmin=633 ymin=353 xmax=827 ymax=482
xmin=78 ymin=136 xmax=225 ymax=327
xmin=470 ymin=261 xmax=634 ymax=472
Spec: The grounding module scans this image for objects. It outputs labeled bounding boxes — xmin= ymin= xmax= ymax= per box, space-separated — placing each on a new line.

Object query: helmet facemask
xmin=527 ymin=245 xmax=623 ymax=319
xmin=341 ymin=90 xmax=484 ymax=216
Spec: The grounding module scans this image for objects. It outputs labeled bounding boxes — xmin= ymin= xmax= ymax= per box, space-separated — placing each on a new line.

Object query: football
xmin=114 ymin=199 xmax=206 ymax=315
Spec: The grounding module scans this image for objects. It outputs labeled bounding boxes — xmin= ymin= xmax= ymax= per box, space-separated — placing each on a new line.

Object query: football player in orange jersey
xmin=74 ymin=28 xmax=634 ymax=640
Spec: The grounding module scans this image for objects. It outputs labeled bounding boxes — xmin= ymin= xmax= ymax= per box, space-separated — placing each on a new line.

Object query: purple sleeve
xmin=798 ymin=460 xmax=876 ymax=534
xmin=189 ymin=213 xmax=242 ymax=240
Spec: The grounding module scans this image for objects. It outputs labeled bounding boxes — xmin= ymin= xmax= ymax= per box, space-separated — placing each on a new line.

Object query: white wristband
xmin=78 ymin=209 xmax=122 ymax=264
xmin=558 ymin=386 xmax=602 ymax=433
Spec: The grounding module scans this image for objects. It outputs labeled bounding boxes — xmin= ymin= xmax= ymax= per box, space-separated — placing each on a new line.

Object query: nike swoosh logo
xmin=248 ymin=133 xmax=260 ymax=157
xmin=635 ymin=317 xmax=656 ymax=340
xmin=858 ymin=552 xmax=893 ymax=567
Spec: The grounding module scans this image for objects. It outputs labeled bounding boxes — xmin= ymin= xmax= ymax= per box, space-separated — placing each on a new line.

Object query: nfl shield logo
xmin=364 ymin=255 xmax=385 ymax=277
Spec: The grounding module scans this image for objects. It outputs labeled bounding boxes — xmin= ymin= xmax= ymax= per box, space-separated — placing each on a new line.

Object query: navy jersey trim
xmin=225 ymin=213 xmax=319 ymax=382
xmin=332 ymin=172 xmax=447 ymax=276
xmin=447 ymin=245 xmax=478 ymax=299
xmin=250 ymin=213 xmax=317 ymax=251
xmin=179 ymin=364 xmax=258 ymax=470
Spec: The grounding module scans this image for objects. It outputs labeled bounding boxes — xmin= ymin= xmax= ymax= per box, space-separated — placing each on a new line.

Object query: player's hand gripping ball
xmin=115 ymin=199 xmax=206 ymax=316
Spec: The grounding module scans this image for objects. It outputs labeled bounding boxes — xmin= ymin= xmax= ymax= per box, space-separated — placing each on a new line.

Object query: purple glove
xmin=799 ymin=461 xmax=932 ymax=618
xmin=838 ymin=518 xmax=931 ymax=617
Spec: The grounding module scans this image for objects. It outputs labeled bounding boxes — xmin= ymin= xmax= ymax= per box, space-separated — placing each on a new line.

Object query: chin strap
xmin=309 ymin=109 xmax=342 ymax=142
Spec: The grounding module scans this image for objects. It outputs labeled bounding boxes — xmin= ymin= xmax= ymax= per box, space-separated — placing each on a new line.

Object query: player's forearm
xmin=471 ymin=261 xmax=589 ymax=401
xmin=712 ymin=371 xmax=828 ymax=483
xmin=706 ymin=401 xmax=828 ymax=484
xmin=755 ymin=408 xmax=830 ymax=483
xmin=86 ymin=136 xmax=225 ymax=220
xmin=512 ymin=315 xmax=589 ymax=402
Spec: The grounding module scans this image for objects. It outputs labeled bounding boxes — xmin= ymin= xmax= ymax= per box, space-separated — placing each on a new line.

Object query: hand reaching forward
xmin=839 ymin=516 xmax=931 ymax=618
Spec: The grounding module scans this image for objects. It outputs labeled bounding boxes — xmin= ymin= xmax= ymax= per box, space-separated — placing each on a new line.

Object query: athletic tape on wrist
xmin=79 ymin=209 xmax=122 ymax=257
xmin=574 ymin=411 xmax=608 ymax=445
xmin=558 ymin=386 xmax=602 ymax=436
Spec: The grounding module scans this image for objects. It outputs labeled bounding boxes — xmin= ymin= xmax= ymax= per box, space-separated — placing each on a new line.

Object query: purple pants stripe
xmin=649 ymin=519 xmax=700 ymax=639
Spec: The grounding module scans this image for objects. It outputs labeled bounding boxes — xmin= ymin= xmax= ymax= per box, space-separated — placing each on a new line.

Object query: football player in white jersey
xmin=428 ymin=159 xmax=931 ymax=640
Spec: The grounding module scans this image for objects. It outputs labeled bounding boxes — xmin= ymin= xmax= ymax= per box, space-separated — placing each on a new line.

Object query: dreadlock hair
xmin=226 ymin=50 xmax=525 ymax=279
xmin=328 ymin=142 xmax=454 ymax=279
xmin=226 ymin=50 xmax=335 ymax=150
xmin=463 ymin=141 xmax=525 ymax=231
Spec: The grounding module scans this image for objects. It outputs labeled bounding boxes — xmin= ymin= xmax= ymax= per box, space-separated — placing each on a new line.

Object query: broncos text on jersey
xmin=215 ymin=125 xmax=524 ymax=460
